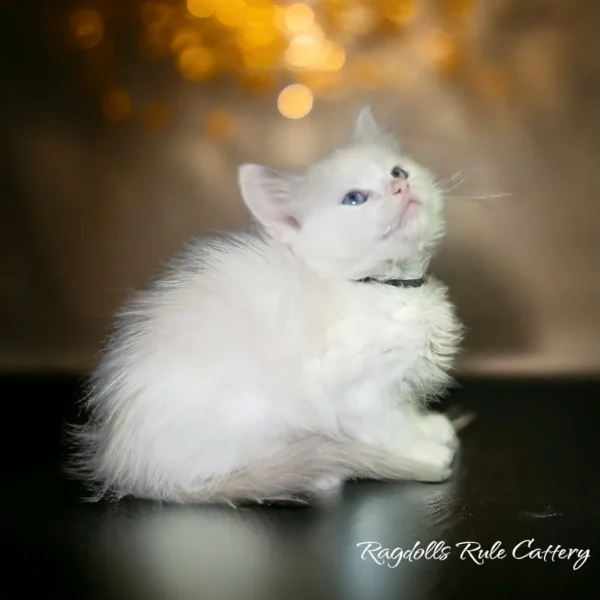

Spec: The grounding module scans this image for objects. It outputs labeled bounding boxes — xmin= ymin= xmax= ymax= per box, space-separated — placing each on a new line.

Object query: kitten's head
xmin=239 ymin=106 xmax=445 ymax=280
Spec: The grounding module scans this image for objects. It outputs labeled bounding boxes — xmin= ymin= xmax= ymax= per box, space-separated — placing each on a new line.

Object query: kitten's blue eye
xmin=342 ymin=191 xmax=368 ymax=205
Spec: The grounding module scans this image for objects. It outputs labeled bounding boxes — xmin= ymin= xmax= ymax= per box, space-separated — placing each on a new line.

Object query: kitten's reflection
xmin=88 ymin=502 xmax=285 ymax=600
xmin=332 ymin=474 xmax=462 ymax=600
xmin=80 ymin=472 xmax=462 ymax=600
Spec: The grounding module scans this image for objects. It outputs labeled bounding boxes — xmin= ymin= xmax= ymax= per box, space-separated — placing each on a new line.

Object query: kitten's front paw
xmin=406 ymin=440 xmax=456 ymax=482
xmin=417 ymin=412 xmax=459 ymax=450
xmin=312 ymin=475 xmax=343 ymax=495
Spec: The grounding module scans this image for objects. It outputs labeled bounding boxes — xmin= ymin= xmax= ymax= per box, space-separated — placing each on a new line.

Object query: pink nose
xmin=391 ymin=179 xmax=409 ymax=195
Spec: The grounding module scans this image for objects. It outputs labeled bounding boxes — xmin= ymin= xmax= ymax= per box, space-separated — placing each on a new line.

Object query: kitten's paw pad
xmin=407 ymin=440 xmax=456 ymax=482
xmin=418 ymin=413 xmax=459 ymax=449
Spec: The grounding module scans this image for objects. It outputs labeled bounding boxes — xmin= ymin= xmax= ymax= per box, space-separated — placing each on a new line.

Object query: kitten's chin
xmin=401 ymin=198 xmax=421 ymax=224
xmin=382 ymin=198 xmax=422 ymax=240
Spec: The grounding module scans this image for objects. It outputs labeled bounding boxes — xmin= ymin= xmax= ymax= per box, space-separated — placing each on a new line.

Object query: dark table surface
xmin=3 ymin=374 xmax=599 ymax=599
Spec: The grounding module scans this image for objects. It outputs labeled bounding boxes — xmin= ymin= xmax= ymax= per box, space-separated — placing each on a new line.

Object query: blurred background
xmin=1 ymin=0 xmax=599 ymax=377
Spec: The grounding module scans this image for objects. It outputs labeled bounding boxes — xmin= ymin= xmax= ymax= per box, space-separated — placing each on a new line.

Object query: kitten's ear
xmin=238 ymin=164 xmax=301 ymax=234
xmin=354 ymin=105 xmax=383 ymax=144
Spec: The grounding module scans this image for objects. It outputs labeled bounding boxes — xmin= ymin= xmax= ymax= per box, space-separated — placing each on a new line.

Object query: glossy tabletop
xmin=3 ymin=375 xmax=599 ymax=599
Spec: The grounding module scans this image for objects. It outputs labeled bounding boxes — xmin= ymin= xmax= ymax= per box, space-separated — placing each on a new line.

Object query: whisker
xmin=447 ymin=170 xmax=463 ymax=183
xmin=442 ymin=177 xmax=466 ymax=193
xmin=437 ymin=171 xmax=464 ymax=190
xmin=196 ymin=228 xmax=229 ymax=235
xmin=447 ymin=193 xmax=512 ymax=200
xmin=438 ymin=167 xmax=512 ymax=204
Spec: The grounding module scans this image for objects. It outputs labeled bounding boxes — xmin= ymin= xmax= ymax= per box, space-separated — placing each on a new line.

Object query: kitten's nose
xmin=391 ymin=179 xmax=409 ymax=195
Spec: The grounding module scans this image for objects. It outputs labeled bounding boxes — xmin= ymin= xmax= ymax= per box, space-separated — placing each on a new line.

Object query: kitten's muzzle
xmin=391 ymin=179 xmax=409 ymax=195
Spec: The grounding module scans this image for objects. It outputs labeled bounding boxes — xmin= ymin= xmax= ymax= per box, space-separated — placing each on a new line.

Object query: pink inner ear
xmin=284 ymin=215 xmax=300 ymax=229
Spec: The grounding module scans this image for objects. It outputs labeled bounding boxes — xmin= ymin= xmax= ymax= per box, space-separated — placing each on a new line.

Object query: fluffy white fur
xmin=69 ymin=106 xmax=464 ymax=504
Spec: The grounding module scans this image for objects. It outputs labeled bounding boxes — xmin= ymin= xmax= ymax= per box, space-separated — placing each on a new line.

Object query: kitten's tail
xmin=174 ymin=435 xmax=452 ymax=505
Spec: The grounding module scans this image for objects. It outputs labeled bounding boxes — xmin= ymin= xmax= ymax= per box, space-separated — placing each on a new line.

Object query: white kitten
xmin=69 ymin=106 xmax=464 ymax=504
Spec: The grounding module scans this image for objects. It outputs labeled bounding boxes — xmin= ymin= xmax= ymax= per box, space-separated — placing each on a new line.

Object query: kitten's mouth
xmin=399 ymin=193 xmax=421 ymax=224
xmin=383 ymin=194 xmax=421 ymax=239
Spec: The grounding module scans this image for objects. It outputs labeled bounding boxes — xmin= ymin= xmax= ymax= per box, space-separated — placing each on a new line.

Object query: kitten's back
xmin=69 ymin=230 xmax=329 ymax=499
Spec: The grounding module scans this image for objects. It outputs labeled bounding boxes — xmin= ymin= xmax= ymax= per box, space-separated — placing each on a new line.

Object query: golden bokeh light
xmin=284 ymin=3 xmax=315 ymax=33
xmin=204 ymin=109 xmax=236 ymax=141
xmin=178 ymin=46 xmax=216 ymax=81
xmin=381 ymin=0 xmax=417 ymax=25
xmin=70 ymin=7 xmax=104 ymax=50
xmin=215 ymin=0 xmax=249 ymax=28
xmin=102 ymin=89 xmax=132 ymax=122
xmin=420 ymin=32 xmax=458 ymax=74
xmin=295 ymin=22 xmax=326 ymax=43
xmin=236 ymin=21 xmax=279 ymax=50
xmin=187 ymin=0 xmax=215 ymax=19
xmin=67 ymin=0 xmax=481 ymax=121
xmin=277 ymin=84 xmax=313 ymax=119
xmin=320 ymin=42 xmax=346 ymax=71
xmin=235 ymin=1 xmax=279 ymax=48
xmin=334 ymin=3 xmax=377 ymax=36
xmin=285 ymin=35 xmax=346 ymax=72
xmin=273 ymin=5 xmax=287 ymax=32
xmin=285 ymin=34 xmax=324 ymax=69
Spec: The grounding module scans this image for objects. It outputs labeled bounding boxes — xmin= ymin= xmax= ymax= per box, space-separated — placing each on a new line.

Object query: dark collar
xmin=358 ymin=276 xmax=427 ymax=288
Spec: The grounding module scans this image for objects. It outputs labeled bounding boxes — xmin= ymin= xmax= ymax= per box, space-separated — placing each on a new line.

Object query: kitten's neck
xmin=365 ymin=256 xmax=427 ymax=281
xmin=270 ymin=229 xmax=431 ymax=283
